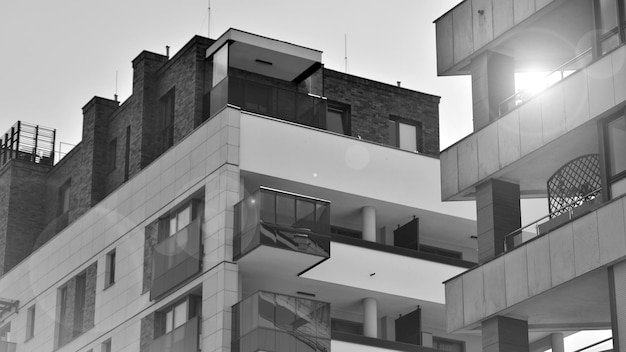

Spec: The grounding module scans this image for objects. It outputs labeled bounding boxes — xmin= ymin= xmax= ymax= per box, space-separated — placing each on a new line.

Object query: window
xmin=58 ymin=179 xmax=71 ymax=217
xmin=606 ymin=115 xmax=626 ymax=197
xmin=159 ymin=89 xmax=175 ymax=152
xmin=432 ymin=336 xmax=465 ymax=352
xmin=388 ymin=117 xmax=423 ymax=152
xmin=124 ymin=126 xmax=130 ymax=181
xmin=25 ymin=305 xmax=35 ymax=340
xmin=169 ymin=203 xmax=192 ymax=236
xmin=56 ymin=264 xmax=97 ymax=348
xmin=594 ymin=0 xmax=626 ymax=55
xmin=156 ymin=296 xmax=201 ymax=337
xmin=106 ymin=138 xmax=117 ymax=173
xmin=326 ymin=102 xmax=351 ymax=135
xmin=105 ymin=250 xmax=116 ymax=289
xmin=73 ymin=273 xmax=86 ymax=337
xmin=101 ymin=338 xmax=111 ymax=352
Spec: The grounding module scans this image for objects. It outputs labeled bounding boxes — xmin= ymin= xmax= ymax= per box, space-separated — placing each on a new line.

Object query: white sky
xmin=0 ymin=0 xmax=471 ymax=155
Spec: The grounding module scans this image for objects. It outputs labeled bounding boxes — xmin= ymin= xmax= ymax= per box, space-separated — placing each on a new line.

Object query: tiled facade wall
xmin=0 ymin=109 xmax=240 ymax=351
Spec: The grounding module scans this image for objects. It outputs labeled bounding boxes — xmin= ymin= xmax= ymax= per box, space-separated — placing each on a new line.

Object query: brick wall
xmin=155 ymin=36 xmax=213 ymax=145
xmin=323 ymin=69 xmax=441 ymax=157
xmin=3 ymin=161 xmax=48 ymax=274
xmin=56 ymin=262 xmax=97 ymax=347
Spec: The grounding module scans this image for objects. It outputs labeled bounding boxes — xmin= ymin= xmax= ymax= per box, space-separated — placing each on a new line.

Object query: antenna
xmin=114 ymin=70 xmax=118 ymax=102
xmin=344 ymin=34 xmax=349 ymax=73
xmin=208 ymin=0 xmax=211 ymax=38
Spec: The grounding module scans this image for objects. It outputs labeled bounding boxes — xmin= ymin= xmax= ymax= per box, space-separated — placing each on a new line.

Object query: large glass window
xmin=596 ymin=0 xmax=622 ymax=54
xmin=608 ymin=116 xmax=626 ymax=176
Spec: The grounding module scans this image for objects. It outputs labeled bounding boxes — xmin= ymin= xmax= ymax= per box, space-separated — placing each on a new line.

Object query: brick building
xmin=0 ymin=29 xmax=478 ymax=352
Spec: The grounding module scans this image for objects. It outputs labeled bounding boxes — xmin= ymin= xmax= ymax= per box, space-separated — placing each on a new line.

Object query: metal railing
xmin=0 ymin=121 xmax=56 ymax=168
xmin=573 ymin=337 xmax=612 ymax=352
xmin=499 ymin=48 xmax=593 ymax=116
xmin=504 ymin=187 xmax=602 ymax=252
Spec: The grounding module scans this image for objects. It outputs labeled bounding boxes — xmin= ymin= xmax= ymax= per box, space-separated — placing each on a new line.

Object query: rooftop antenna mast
xmin=208 ymin=0 xmax=211 ymax=38
xmin=344 ymin=34 xmax=349 ymax=73
xmin=114 ymin=70 xmax=118 ymax=102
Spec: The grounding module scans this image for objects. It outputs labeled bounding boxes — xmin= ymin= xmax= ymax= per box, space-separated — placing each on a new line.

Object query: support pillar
xmin=476 ymin=179 xmax=521 ymax=263
xmin=470 ymin=51 xmax=515 ymax=131
xmin=550 ymin=333 xmax=564 ymax=352
xmin=609 ymin=261 xmax=626 ymax=351
xmin=481 ymin=316 xmax=528 ymax=352
xmin=362 ymin=206 xmax=377 ymax=242
xmin=363 ymin=297 xmax=378 ymax=338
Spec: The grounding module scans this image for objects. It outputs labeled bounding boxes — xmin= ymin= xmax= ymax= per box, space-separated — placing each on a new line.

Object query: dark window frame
xmin=593 ymin=0 xmax=626 ymax=57
xmin=104 ymin=249 xmax=116 ymax=289
xmin=325 ymin=101 xmax=351 ymax=135
xmin=603 ymin=113 xmax=626 ymax=198
xmin=159 ymin=89 xmax=176 ymax=153
xmin=389 ymin=116 xmax=423 ymax=153
xmin=58 ymin=179 xmax=71 ymax=217
xmin=107 ymin=138 xmax=117 ymax=174
xmin=25 ymin=304 xmax=35 ymax=341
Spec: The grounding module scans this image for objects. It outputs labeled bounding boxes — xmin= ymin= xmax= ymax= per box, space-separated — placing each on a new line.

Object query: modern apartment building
xmin=435 ymin=0 xmax=626 ymax=351
xmin=0 ymin=29 xmax=479 ymax=352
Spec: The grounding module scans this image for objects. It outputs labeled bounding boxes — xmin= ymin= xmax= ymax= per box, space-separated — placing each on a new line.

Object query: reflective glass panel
xmin=296 ymin=199 xmax=315 ymax=229
xmin=260 ymin=190 xmax=276 ymax=224
xmin=212 ymin=44 xmax=228 ymax=87
xmin=276 ymin=194 xmax=295 ymax=227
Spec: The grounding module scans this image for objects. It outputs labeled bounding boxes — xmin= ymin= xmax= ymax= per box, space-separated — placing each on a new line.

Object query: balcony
xmin=234 ymin=187 xmax=330 ymax=276
xmin=209 ymin=76 xmax=327 ymax=129
xmin=440 ymin=44 xmax=626 ymax=201
xmin=232 ymin=291 xmax=331 ymax=352
xmin=445 ymin=195 xmax=626 ymax=334
xmin=150 ymin=217 xmax=203 ymax=300
xmin=149 ymin=316 xmax=199 ymax=352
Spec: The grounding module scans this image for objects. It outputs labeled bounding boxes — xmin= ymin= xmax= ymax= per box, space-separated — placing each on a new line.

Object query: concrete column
xmin=550 ymin=333 xmax=564 ymax=352
xmin=481 ymin=316 xmax=528 ymax=352
xmin=476 ymin=179 xmax=521 ymax=263
xmin=362 ymin=206 xmax=377 ymax=242
xmin=363 ymin=297 xmax=378 ymax=338
xmin=609 ymin=261 xmax=626 ymax=351
xmin=470 ymin=51 xmax=515 ymax=131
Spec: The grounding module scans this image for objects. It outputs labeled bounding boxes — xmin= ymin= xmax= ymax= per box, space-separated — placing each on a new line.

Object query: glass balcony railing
xmin=151 ymin=217 xmax=203 ymax=300
xmin=232 ymin=291 xmax=331 ymax=352
xmin=209 ymin=76 xmax=327 ymax=129
xmin=499 ymin=49 xmax=593 ymax=116
xmin=149 ymin=316 xmax=199 ymax=352
xmin=233 ymin=187 xmax=331 ymax=260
